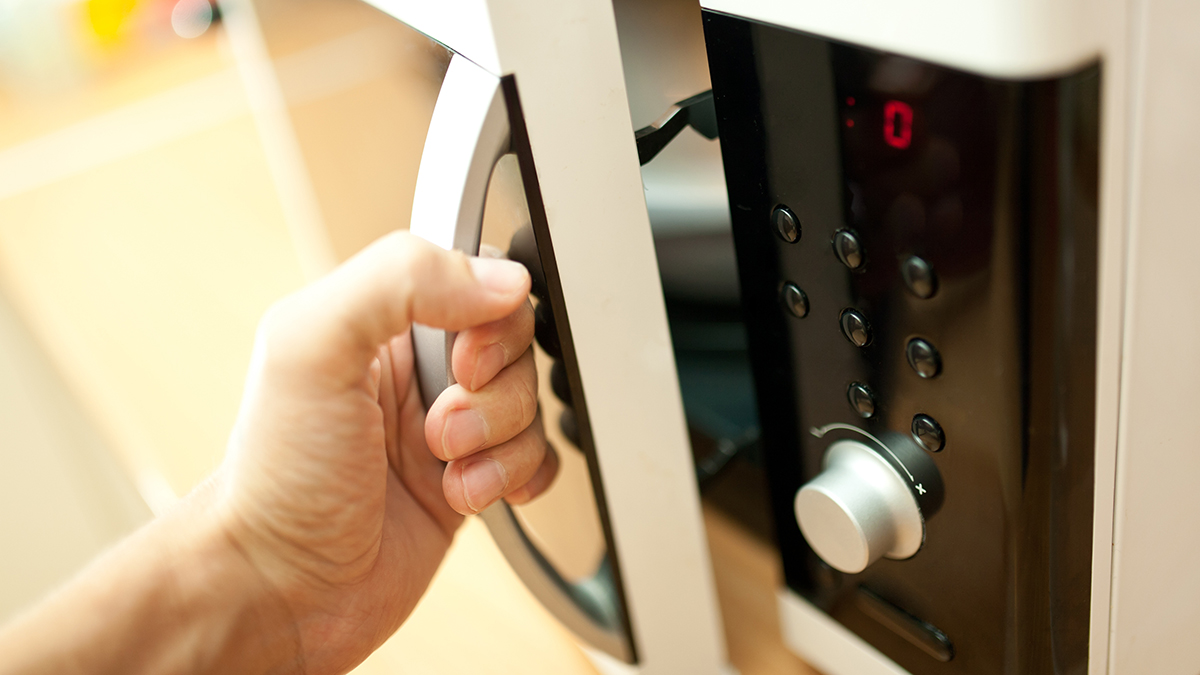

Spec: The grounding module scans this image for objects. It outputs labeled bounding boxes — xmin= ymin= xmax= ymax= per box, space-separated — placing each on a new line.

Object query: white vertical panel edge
xmin=360 ymin=1 xmax=728 ymax=672
xmin=486 ymin=1 xmax=728 ymax=671
xmin=1108 ymin=0 xmax=1200 ymax=673
xmin=1088 ymin=3 xmax=1132 ymax=675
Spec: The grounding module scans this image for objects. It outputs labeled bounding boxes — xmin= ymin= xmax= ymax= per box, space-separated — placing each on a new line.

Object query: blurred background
xmin=0 ymin=0 xmax=806 ymax=672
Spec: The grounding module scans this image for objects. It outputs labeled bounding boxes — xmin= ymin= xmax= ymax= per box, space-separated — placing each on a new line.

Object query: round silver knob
xmin=794 ymin=439 xmax=924 ymax=574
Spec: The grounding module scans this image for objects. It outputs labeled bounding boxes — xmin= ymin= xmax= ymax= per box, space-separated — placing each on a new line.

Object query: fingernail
xmin=469 ymin=257 xmax=528 ymax=295
xmin=470 ymin=343 xmax=507 ymax=391
xmin=462 ymin=459 xmax=508 ymax=513
xmin=442 ymin=409 xmax=489 ymax=459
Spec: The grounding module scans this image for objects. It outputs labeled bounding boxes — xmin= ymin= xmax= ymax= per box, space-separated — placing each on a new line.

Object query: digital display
xmin=883 ymin=100 xmax=913 ymax=149
xmin=845 ymin=97 xmax=915 ymax=149
xmin=831 ymin=48 xmax=1004 ymax=277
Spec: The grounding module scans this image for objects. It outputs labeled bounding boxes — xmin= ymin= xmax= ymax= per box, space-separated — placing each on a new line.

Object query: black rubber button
xmin=507 ymin=224 xmax=548 ymax=302
xmin=902 ymin=256 xmax=938 ymax=299
xmin=772 ymin=205 xmax=801 ymax=243
xmin=840 ymin=309 xmax=872 ymax=347
xmin=833 ymin=229 xmax=865 ymax=270
xmin=781 ymin=282 xmax=809 ymax=318
xmin=534 ymin=302 xmax=562 ymax=359
xmin=911 ymin=414 xmax=945 ymax=452
xmin=559 ymin=407 xmax=581 ymax=447
xmin=550 ymin=360 xmax=572 ymax=405
xmin=847 ymin=382 xmax=876 ymax=418
xmin=906 ymin=338 xmax=942 ymax=378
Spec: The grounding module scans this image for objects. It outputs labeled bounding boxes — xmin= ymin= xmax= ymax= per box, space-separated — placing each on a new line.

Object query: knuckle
xmin=400 ymin=235 xmax=434 ymax=274
xmin=515 ymin=301 xmax=536 ymax=343
xmin=380 ymin=230 xmax=420 ymax=261
xmin=514 ymin=370 xmax=539 ymax=427
xmin=253 ymin=289 xmax=341 ymax=379
xmin=380 ymin=232 xmax=432 ymax=296
xmin=255 ymin=296 xmax=305 ymax=368
xmin=526 ymin=429 xmax=549 ymax=465
xmin=256 ymin=297 xmax=291 ymax=339
xmin=388 ymin=238 xmax=423 ymax=300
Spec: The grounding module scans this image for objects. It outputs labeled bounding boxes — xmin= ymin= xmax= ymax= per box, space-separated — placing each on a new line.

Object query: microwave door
xmin=350 ymin=3 xmax=729 ymax=672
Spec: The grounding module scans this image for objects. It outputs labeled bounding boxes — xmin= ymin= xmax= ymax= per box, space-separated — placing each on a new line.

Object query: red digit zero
xmin=883 ymin=100 xmax=913 ymax=149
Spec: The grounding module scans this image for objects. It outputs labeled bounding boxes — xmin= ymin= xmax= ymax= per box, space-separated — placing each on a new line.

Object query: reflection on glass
xmin=482 ymin=154 xmax=609 ymax=584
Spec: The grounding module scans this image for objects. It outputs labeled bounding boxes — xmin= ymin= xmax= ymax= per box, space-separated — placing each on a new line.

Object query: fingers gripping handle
xmin=411 ymin=54 xmax=511 ymax=406
xmin=407 ymin=54 xmax=636 ymax=664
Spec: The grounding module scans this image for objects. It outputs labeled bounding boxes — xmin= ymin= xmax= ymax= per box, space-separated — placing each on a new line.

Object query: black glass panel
xmin=703 ymin=11 xmax=1099 ymax=675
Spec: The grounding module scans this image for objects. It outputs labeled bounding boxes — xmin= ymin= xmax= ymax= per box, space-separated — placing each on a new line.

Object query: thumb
xmin=262 ymin=231 xmax=529 ymax=387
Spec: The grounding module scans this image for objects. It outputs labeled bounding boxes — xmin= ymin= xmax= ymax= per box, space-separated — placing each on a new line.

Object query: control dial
xmin=794 ymin=438 xmax=929 ymax=574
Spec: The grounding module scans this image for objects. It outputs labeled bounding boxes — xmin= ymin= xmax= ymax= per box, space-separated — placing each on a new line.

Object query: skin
xmin=0 ymin=232 xmax=556 ymax=675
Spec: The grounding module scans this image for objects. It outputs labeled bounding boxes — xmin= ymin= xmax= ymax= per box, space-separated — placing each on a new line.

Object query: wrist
xmin=159 ymin=478 xmax=304 ymax=674
xmin=0 ymin=477 xmax=305 ymax=675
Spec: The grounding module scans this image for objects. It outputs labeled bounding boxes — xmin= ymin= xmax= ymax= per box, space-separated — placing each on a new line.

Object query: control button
xmin=534 ymin=302 xmax=562 ymax=359
xmin=847 ymin=382 xmax=876 ymax=418
xmin=550 ymin=360 xmax=572 ymax=405
xmin=781 ymin=282 xmax=809 ymax=318
xmin=840 ymin=309 xmax=872 ymax=347
xmin=856 ymin=586 xmax=955 ymax=662
xmin=902 ymin=256 xmax=938 ymax=299
xmin=906 ymin=338 xmax=941 ymax=378
xmin=833 ymin=229 xmax=864 ymax=270
xmin=793 ymin=439 xmax=925 ymax=574
xmin=772 ymin=205 xmax=801 ymax=243
xmin=507 ymin=224 xmax=548 ymax=303
xmin=559 ymin=407 xmax=581 ymax=447
xmin=911 ymin=414 xmax=944 ymax=452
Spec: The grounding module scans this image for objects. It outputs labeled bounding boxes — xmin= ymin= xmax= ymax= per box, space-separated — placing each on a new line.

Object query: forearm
xmin=0 ymin=236 xmax=544 ymax=674
xmin=0 ymin=479 xmax=302 ymax=675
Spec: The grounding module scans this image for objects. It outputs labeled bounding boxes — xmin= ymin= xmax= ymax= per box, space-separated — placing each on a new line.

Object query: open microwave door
xmin=353 ymin=2 xmax=728 ymax=673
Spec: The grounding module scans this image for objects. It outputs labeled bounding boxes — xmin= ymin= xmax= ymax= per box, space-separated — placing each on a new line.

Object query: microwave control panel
xmin=704 ymin=12 xmax=1100 ymax=674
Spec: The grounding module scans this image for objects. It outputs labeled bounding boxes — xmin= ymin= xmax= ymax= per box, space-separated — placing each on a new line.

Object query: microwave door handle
xmin=409 ymin=54 xmax=635 ymax=664
xmin=409 ymin=53 xmax=510 ymax=403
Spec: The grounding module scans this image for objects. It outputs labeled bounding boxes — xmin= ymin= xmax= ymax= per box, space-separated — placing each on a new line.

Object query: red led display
xmin=883 ymin=100 xmax=913 ymax=149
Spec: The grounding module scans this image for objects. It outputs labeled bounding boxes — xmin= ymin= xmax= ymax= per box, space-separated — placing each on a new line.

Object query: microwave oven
xmin=258 ymin=0 xmax=1200 ymax=673
xmin=690 ymin=3 xmax=1200 ymax=674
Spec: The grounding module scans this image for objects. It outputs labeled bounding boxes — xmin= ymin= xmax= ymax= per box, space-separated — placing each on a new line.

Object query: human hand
xmin=0 ymin=231 xmax=560 ymax=675
xmin=216 ymin=232 xmax=558 ymax=673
